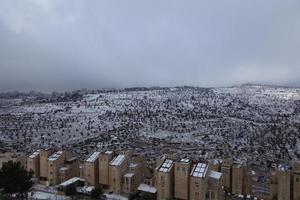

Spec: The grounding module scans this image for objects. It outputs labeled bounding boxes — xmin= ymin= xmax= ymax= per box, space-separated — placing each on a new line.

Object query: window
xmin=211 ymin=191 xmax=215 ymax=199
xmin=297 ymin=177 xmax=299 ymax=182
xmin=182 ymin=167 xmax=185 ymax=172
xmin=177 ymin=166 xmax=180 ymax=171
xmin=205 ymin=192 xmax=210 ymax=199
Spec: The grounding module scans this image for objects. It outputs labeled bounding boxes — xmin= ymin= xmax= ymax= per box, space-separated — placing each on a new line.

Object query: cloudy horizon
xmin=0 ymin=0 xmax=299 ymax=92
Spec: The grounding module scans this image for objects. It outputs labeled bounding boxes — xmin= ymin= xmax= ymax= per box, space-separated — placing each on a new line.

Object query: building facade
xmin=156 ymin=158 xmax=175 ymax=200
xmin=84 ymin=151 xmax=101 ymax=186
xmin=109 ymin=154 xmax=128 ymax=194
xmin=99 ymin=151 xmax=114 ymax=187
xmin=174 ymin=159 xmax=191 ymax=200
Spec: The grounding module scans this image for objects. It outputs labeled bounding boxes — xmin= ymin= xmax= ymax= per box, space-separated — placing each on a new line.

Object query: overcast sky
xmin=0 ymin=0 xmax=299 ymax=92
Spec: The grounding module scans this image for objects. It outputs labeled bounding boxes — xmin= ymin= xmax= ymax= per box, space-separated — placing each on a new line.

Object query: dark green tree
xmin=91 ymin=185 xmax=103 ymax=199
xmin=65 ymin=186 xmax=76 ymax=199
xmin=0 ymin=161 xmax=34 ymax=200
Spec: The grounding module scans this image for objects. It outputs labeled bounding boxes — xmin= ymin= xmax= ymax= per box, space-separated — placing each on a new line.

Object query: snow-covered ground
xmin=0 ymin=85 xmax=299 ymax=168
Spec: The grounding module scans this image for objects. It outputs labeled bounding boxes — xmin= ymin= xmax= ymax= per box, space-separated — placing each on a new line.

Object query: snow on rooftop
xmin=29 ymin=150 xmax=40 ymax=159
xmin=105 ymin=193 xmax=128 ymax=200
xmin=191 ymin=162 xmax=208 ymax=178
xmin=278 ymin=164 xmax=289 ymax=172
xmin=180 ymin=158 xmax=190 ymax=163
xmin=212 ymin=159 xmax=223 ymax=165
xmin=208 ymin=170 xmax=222 ymax=180
xmin=86 ymin=151 xmax=101 ymax=163
xmin=138 ymin=183 xmax=157 ymax=194
xmin=159 ymin=159 xmax=174 ymax=173
xmin=77 ymin=185 xmax=95 ymax=194
xmin=110 ymin=154 xmax=126 ymax=166
xmin=48 ymin=151 xmax=64 ymax=161
xmin=124 ymin=172 xmax=135 ymax=178
xmin=105 ymin=150 xmax=113 ymax=154
xmin=129 ymin=162 xmax=139 ymax=168
xmin=59 ymin=167 xmax=69 ymax=171
xmin=59 ymin=177 xmax=81 ymax=187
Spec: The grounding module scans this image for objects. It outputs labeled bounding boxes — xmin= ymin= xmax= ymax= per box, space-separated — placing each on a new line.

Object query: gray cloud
xmin=0 ymin=0 xmax=299 ymax=92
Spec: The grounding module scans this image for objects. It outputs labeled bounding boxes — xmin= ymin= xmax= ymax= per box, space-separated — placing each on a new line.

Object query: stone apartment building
xmin=156 ymin=158 xmax=175 ymax=200
xmin=27 ymin=150 xmax=40 ymax=180
xmin=189 ymin=162 xmax=209 ymax=200
xmin=109 ymin=154 xmax=128 ymax=194
xmin=99 ymin=150 xmax=114 ymax=188
xmin=59 ymin=156 xmax=79 ymax=183
xmin=292 ymin=161 xmax=300 ymax=200
xmin=270 ymin=165 xmax=291 ymax=200
xmin=39 ymin=148 xmax=52 ymax=183
xmin=207 ymin=170 xmax=223 ymax=200
xmin=231 ymin=163 xmax=251 ymax=196
xmin=84 ymin=151 xmax=101 ymax=186
xmin=27 ymin=149 xmax=79 ymax=186
xmin=155 ymin=157 xmax=223 ymax=200
xmin=174 ymin=158 xmax=191 ymax=200
xmin=220 ymin=158 xmax=232 ymax=193
xmin=48 ymin=151 xmax=67 ymax=185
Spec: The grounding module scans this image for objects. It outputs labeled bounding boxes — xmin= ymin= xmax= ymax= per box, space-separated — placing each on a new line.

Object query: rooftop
xmin=59 ymin=177 xmax=82 ymax=187
xmin=48 ymin=151 xmax=64 ymax=161
xmin=208 ymin=170 xmax=222 ymax=180
xmin=29 ymin=150 xmax=40 ymax=159
xmin=179 ymin=158 xmax=190 ymax=163
xmin=124 ymin=172 xmax=135 ymax=178
xmin=110 ymin=154 xmax=126 ymax=166
xmin=59 ymin=167 xmax=69 ymax=171
xmin=191 ymin=162 xmax=208 ymax=178
xmin=129 ymin=162 xmax=139 ymax=169
xmin=86 ymin=151 xmax=101 ymax=163
xmin=138 ymin=183 xmax=157 ymax=194
xmin=159 ymin=159 xmax=174 ymax=173
xmin=105 ymin=150 xmax=113 ymax=154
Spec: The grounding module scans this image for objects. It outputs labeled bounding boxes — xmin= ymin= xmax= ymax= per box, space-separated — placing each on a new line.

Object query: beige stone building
xmin=270 ymin=166 xmax=291 ymax=200
xmin=209 ymin=159 xmax=223 ymax=172
xmin=39 ymin=149 xmax=52 ymax=182
xmin=174 ymin=158 xmax=191 ymax=200
xmin=27 ymin=150 xmax=40 ymax=180
xmin=99 ymin=151 xmax=114 ymax=187
xmin=189 ymin=162 xmax=209 ymax=200
xmin=293 ymin=161 xmax=300 ymax=200
xmin=84 ymin=151 xmax=101 ymax=186
xmin=124 ymin=162 xmax=144 ymax=193
xmin=27 ymin=149 xmax=80 ymax=186
xmin=232 ymin=163 xmax=251 ymax=196
xmin=47 ymin=151 xmax=66 ymax=185
xmin=207 ymin=170 xmax=223 ymax=200
xmin=109 ymin=154 xmax=128 ymax=194
xmin=156 ymin=158 xmax=175 ymax=200
xmin=122 ymin=172 xmax=136 ymax=194
xmin=59 ymin=157 xmax=79 ymax=183
xmin=220 ymin=158 xmax=232 ymax=193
